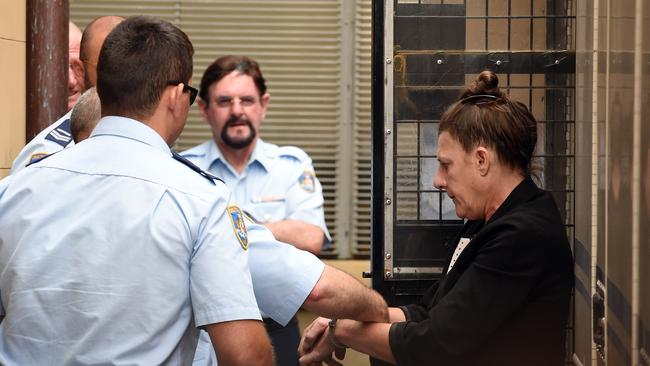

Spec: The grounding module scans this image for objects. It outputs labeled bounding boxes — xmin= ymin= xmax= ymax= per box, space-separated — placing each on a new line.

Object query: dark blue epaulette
xmin=171 ymin=150 xmax=224 ymax=185
xmin=44 ymin=118 xmax=73 ymax=147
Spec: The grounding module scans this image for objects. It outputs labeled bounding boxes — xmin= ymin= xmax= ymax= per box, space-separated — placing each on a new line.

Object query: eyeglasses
xmin=167 ymin=81 xmax=198 ymax=106
xmin=215 ymin=95 xmax=258 ymax=108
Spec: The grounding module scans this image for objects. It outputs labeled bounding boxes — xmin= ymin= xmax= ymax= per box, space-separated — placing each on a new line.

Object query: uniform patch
xmin=227 ymin=206 xmax=248 ymax=250
xmin=298 ymin=170 xmax=316 ymax=193
xmin=28 ymin=153 xmax=49 ymax=164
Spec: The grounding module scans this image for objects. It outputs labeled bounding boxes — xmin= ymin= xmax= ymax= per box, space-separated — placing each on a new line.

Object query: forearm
xmin=207 ymin=320 xmax=274 ymax=366
xmin=336 ymin=319 xmax=396 ymax=364
xmin=264 ymin=220 xmax=324 ymax=254
xmin=302 ymin=265 xmax=388 ymax=322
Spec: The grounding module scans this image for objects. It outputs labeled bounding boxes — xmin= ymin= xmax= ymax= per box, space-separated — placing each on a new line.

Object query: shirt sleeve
xmin=284 ymin=159 xmax=331 ymax=242
xmin=246 ymin=223 xmax=325 ymax=325
xmin=388 ymin=224 xmax=549 ymax=366
xmin=190 ymin=199 xmax=261 ymax=328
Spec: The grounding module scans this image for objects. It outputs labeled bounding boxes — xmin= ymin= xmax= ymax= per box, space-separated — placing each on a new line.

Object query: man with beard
xmin=182 ymin=55 xmax=331 ymax=366
xmin=11 ymin=16 xmax=124 ymax=173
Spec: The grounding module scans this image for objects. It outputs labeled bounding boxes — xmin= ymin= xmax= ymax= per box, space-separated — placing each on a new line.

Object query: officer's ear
xmin=70 ymin=58 xmax=85 ymax=90
xmin=167 ymin=83 xmax=187 ymax=118
xmin=197 ymin=97 xmax=209 ymax=121
xmin=260 ymin=93 xmax=270 ymax=120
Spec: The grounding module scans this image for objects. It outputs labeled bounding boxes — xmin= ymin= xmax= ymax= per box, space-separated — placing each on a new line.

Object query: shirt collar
xmin=90 ymin=116 xmax=172 ymax=155
xmin=209 ymin=138 xmax=271 ymax=173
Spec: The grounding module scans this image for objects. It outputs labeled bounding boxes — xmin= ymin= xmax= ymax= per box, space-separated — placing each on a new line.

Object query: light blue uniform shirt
xmin=183 ymin=139 xmax=327 ymax=366
xmin=11 ymin=110 xmax=75 ymax=174
xmin=0 ymin=116 xmax=261 ymax=365
xmin=182 ymin=139 xmax=330 ymax=241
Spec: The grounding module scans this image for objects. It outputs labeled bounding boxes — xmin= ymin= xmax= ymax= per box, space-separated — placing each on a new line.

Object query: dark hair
xmin=96 ymin=16 xmax=194 ymax=119
xmin=199 ymin=55 xmax=266 ymax=103
xmin=439 ymin=71 xmax=538 ymax=175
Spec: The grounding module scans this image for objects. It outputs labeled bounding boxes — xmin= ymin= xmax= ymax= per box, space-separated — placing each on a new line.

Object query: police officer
xmin=11 ymin=15 xmax=124 ymax=173
xmin=0 ymin=16 xmax=272 ymax=365
xmin=182 ymin=55 xmax=330 ymax=365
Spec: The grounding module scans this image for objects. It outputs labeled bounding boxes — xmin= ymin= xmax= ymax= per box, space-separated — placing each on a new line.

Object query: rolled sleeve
xmin=247 ymin=223 xmax=324 ymax=325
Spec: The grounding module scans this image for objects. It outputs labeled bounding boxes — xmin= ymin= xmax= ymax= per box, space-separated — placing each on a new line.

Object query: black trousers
xmin=264 ymin=316 xmax=300 ymax=366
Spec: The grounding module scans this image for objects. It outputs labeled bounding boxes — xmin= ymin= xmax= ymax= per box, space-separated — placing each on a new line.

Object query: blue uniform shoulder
xmin=172 ymin=151 xmax=223 ymax=185
xmin=276 ymin=145 xmax=310 ymax=163
xmin=44 ymin=118 xmax=73 ymax=147
xmin=180 ymin=141 xmax=211 ymax=158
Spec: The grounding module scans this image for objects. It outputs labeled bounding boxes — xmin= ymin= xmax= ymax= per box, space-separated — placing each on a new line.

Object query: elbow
xmin=305 ymin=229 xmax=325 ymax=255
xmin=305 ymin=279 xmax=326 ymax=305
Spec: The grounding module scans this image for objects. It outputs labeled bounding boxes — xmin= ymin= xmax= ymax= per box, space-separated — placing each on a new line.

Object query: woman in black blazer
xmin=299 ymin=71 xmax=574 ymax=366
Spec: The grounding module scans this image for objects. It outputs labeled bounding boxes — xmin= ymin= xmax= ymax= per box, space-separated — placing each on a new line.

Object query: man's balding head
xmin=68 ymin=22 xmax=83 ymax=110
xmin=80 ymin=16 xmax=125 ymax=88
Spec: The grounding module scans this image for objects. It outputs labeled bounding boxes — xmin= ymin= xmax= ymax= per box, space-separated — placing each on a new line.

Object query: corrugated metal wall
xmin=70 ymin=0 xmax=373 ymax=258
xmin=574 ymin=0 xmax=649 ymax=365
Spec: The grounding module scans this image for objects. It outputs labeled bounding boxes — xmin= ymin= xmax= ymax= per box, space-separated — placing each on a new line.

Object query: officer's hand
xmin=299 ymin=317 xmax=329 ymax=356
xmin=298 ymin=328 xmax=343 ymax=366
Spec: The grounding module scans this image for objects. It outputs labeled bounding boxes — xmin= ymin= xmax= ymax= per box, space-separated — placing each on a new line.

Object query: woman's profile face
xmin=434 ymin=131 xmax=484 ymax=220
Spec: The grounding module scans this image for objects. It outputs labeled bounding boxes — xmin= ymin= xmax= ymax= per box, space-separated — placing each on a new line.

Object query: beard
xmin=221 ymin=115 xmax=257 ymax=149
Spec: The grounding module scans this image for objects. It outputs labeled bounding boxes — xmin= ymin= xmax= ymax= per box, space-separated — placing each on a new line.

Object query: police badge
xmin=298 ymin=170 xmax=316 ymax=193
xmin=227 ymin=206 xmax=248 ymax=250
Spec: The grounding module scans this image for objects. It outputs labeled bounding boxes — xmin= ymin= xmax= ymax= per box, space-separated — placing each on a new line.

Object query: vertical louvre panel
xmin=352 ymin=0 xmax=372 ymax=256
xmin=70 ymin=1 xmax=179 ymax=25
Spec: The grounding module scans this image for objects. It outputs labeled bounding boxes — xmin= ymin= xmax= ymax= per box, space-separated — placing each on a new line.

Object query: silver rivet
xmin=437 ymin=59 xmax=443 ymax=65
xmin=385 ymin=253 xmax=392 ymax=260
xmin=495 ymin=60 xmax=502 ymax=66
xmin=554 ymin=59 xmax=560 ymax=64
xmin=386 ymin=128 xmax=391 ymax=135
xmin=385 ymin=271 xmax=392 ymax=278
xmin=386 ymin=58 xmax=392 ymax=64
xmin=385 ymin=198 xmax=392 ymax=205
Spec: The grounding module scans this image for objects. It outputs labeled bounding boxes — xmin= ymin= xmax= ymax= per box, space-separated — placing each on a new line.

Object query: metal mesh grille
xmin=384 ymin=0 xmax=576 ymax=359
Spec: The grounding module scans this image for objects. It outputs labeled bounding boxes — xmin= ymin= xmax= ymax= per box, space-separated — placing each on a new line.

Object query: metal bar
xmin=484 ymin=0 xmax=489 ymax=50
xmin=393 ymin=266 xmax=443 ymax=274
xmin=333 ymin=0 xmax=357 ymax=259
xmin=26 ymin=0 xmax=69 ymax=141
xmin=384 ymin=0 xmax=396 ymax=280
xmin=394 ymin=15 xmax=575 ymax=19
xmin=631 ymin=0 xmax=643 ymax=363
xmin=507 ymin=0 xmax=512 ymax=50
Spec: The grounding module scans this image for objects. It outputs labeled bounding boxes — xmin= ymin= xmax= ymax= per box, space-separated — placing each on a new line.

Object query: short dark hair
xmin=199 ymin=55 xmax=266 ymax=103
xmin=439 ymin=71 xmax=538 ymax=175
xmin=96 ymin=16 xmax=194 ymax=119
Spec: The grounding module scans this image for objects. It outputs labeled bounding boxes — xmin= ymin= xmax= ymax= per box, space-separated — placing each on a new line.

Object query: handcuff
xmin=327 ymin=319 xmax=347 ymax=349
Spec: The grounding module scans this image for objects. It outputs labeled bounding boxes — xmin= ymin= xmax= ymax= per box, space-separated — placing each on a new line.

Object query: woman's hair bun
xmin=461 ymin=70 xmax=505 ymax=99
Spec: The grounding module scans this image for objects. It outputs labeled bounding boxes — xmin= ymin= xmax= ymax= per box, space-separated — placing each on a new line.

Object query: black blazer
xmin=389 ymin=177 xmax=574 ymax=366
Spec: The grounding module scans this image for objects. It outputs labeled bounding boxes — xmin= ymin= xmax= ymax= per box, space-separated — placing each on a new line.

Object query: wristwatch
xmin=328 ymin=319 xmax=347 ymax=349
